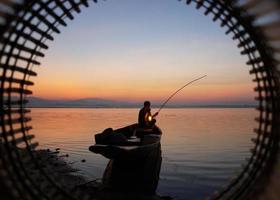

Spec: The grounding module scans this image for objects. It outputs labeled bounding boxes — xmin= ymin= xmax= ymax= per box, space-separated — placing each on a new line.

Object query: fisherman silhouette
xmin=138 ymin=101 xmax=158 ymax=128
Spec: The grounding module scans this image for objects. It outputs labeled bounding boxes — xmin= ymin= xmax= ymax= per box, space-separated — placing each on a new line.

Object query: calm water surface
xmin=30 ymin=108 xmax=256 ymax=200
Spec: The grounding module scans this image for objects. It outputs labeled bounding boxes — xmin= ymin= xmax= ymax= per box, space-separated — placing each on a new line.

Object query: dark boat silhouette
xmin=89 ymin=124 xmax=162 ymax=194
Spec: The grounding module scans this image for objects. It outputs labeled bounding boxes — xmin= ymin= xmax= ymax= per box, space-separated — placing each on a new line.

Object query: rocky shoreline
xmin=29 ymin=148 xmax=173 ymax=200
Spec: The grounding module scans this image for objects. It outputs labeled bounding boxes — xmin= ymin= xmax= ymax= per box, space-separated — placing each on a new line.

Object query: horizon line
xmin=26 ymin=105 xmax=257 ymax=109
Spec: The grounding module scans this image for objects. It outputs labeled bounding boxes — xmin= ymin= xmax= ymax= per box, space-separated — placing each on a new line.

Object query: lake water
xmin=29 ymin=108 xmax=257 ymax=200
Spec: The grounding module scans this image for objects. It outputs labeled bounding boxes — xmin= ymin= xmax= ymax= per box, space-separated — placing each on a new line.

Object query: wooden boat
xmin=89 ymin=124 xmax=162 ymax=194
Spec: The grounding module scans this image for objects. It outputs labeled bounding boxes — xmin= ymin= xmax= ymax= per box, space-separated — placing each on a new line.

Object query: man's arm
xmin=152 ymin=112 xmax=159 ymax=118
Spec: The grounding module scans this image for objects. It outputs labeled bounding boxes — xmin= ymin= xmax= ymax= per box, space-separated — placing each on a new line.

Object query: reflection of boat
xmin=89 ymin=124 xmax=162 ymax=194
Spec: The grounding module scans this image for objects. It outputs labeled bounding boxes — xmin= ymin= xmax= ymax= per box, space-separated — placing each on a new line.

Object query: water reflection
xmin=30 ymin=108 xmax=256 ymax=200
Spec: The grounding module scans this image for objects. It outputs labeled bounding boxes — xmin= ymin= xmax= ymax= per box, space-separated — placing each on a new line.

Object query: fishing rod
xmin=157 ymin=75 xmax=207 ymax=114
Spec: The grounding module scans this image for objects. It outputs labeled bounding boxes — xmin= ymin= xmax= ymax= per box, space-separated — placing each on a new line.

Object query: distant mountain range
xmin=25 ymin=97 xmax=257 ymax=108
xmin=26 ymin=97 xmax=139 ymax=108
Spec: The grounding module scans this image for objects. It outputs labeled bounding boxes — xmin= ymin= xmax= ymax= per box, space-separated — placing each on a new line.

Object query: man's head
xmin=144 ymin=101 xmax=151 ymax=109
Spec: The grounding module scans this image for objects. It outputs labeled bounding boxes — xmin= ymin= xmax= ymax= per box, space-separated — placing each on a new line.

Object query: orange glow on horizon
xmin=31 ymin=78 xmax=255 ymax=103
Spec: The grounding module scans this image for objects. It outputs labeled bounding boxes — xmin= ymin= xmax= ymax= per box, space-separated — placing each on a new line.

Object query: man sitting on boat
xmin=138 ymin=101 xmax=158 ymax=128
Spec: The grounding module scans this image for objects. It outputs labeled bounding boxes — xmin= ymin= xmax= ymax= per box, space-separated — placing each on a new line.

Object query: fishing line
xmin=157 ymin=75 xmax=207 ymax=114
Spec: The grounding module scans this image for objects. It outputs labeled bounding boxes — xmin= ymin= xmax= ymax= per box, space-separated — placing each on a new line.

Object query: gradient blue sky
xmin=33 ymin=0 xmax=256 ymax=104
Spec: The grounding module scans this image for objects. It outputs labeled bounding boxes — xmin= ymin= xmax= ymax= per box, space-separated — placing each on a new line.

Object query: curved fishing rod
xmin=157 ymin=75 xmax=207 ymax=114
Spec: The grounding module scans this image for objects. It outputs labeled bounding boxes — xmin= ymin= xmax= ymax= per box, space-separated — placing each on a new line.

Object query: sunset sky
xmin=32 ymin=0 xmax=256 ymax=105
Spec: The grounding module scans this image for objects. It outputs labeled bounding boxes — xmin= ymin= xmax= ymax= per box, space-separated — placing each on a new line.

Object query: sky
xmin=32 ymin=0 xmax=256 ymax=105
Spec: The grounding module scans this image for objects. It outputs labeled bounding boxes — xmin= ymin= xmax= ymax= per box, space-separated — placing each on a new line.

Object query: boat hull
xmin=103 ymin=141 xmax=162 ymax=194
xmin=89 ymin=124 xmax=162 ymax=194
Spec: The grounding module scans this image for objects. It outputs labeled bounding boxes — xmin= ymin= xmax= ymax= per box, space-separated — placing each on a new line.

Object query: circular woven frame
xmin=0 ymin=0 xmax=279 ymax=199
